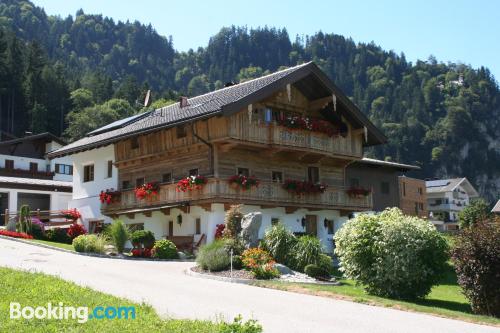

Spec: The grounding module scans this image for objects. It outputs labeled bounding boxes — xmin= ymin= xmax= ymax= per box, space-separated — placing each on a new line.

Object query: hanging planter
xmin=99 ymin=189 xmax=121 ymax=204
xmin=228 ymin=175 xmax=259 ymax=190
xmin=176 ymin=175 xmax=207 ymax=192
xmin=134 ymin=182 xmax=160 ymax=200
xmin=277 ymin=115 xmax=340 ymax=137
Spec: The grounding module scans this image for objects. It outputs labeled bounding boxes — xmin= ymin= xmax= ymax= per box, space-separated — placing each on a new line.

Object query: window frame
xmin=83 ymin=164 xmax=95 ymax=183
xmin=5 ymin=159 xmax=14 ymax=170
xmin=189 ymin=168 xmax=199 ymax=176
xmin=162 ymin=172 xmax=172 ymax=183
xmin=307 ymin=166 xmax=320 ymax=184
xmin=135 ymin=177 xmax=145 ymax=187
xmin=195 ymin=218 xmax=201 ymax=235
xmin=271 ymin=171 xmax=283 ymax=183
xmin=237 ymin=167 xmax=250 ymax=177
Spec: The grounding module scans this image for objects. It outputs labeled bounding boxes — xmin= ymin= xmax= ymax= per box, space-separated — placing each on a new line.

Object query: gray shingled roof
xmin=358 ymin=157 xmax=420 ymax=170
xmin=426 ymin=178 xmax=479 ymax=197
xmin=49 ymin=62 xmax=386 ymax=158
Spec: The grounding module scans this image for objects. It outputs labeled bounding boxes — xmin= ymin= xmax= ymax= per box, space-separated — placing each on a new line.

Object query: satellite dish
xmin=144 ymin=90 xmax=151 ymax=107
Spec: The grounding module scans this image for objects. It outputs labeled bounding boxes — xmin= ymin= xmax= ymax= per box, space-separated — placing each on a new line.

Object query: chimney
xmin=224 ymin=81 xmax=236 ymax=87
xmin=179 ymin=96 xmax=189 ymax=108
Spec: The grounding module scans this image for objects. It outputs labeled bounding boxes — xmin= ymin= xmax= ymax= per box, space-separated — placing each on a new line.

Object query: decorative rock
xmin=6 ymin=219 xmax=16 ymax=232
xmin=275 ymin=263 xmax=293 ymax=275
xmin=239 ymin=212 xmax=262 ymax=248
xmin=177 ymin=251 xmax=187 ymax=260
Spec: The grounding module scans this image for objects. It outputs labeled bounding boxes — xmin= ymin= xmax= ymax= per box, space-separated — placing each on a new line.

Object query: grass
xmin=0 ymin=267 xmax=261 ymax=332
xmin=27 ymin=239 xmax=75 ymax=251
xmin=254 ymin=264 xmax=500 ymax=326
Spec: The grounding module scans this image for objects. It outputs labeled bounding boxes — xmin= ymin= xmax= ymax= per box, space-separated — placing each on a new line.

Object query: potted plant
xmin=228 ymin=174 xmax=259 ymax=190
xmin=176 ymin=175 xmax=207 ymax=192
xmin=99 ymin=189 xmax=121 ymax=204
xmin=134 ymin=182 xmax=160 ymax=200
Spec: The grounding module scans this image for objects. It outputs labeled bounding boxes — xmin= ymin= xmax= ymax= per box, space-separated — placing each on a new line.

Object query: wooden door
xmin=168 ymin=221 xmax=174 ymax=236
xmin=305 ymin=215 xmax=317 ymax=236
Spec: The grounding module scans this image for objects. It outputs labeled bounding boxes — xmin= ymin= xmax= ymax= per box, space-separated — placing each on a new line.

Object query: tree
xmin=458 ymin=198 xmax=491 ymax=228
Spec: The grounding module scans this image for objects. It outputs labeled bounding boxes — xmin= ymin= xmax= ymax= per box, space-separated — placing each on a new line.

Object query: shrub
xmin=317 ymin=253 xmax=334 ymax=275
xmin=232 ymin=255 xmax=243 ymax=270
xmin=223 ymin=205 xmax=243 ymax=238
xmin=17 ymin=205 xmax=32 ymax=235
xmin=196 ymin=240 xmax=230 ymax=271
xmin=67 ymin=223 xmax=87 ymax=239
xmin=218 ymin=315 xmax=263 ymax=333
xmin=130 ymin=230 xmax=155 ymax=249
xmin=223 ymin=237 xmax=245 ymax=256
xmin=291 ymin=235 xmax=323 ymax=272
xmin=72 ymin=234 xmax=106 ymax=254
xmin=261 ymin=223 xmax=297 ymax=266
xmin=241 ymin=248 xmax=280 ymax=279
xmin=458 ymin=198 xmax=492 ymax=229
xmin=107 ymin=220 xmax=129 ymax=253
xmin=46 ymin=228 xmax=71 ymax=244
xmin=452 ymin=218 xmax=500 ymax=317
xmin=335 ymin=208 xmax=449 ymax=299
xmin=152 ymin=239 xmax=178 ymax=259
xmin=30 ymin=218 xmax=45 ymax=240
xmin=304 ymin=264 xmax=330 ymax=279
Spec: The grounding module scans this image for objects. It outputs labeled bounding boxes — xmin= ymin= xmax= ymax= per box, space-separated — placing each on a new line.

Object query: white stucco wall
xmin=51 ymin=155 xmax=74 ymax=182
xmin=0 ymin=188 xmax=71 ymax=213
xmin=0 ymin=154 xmax=46 ymax=172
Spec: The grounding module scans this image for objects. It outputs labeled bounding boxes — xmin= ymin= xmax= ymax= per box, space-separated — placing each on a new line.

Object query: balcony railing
xmin=0 ymin=167 xmax=54 ymax=179
xmin=102 ymin=178 xmax=372 ymax=214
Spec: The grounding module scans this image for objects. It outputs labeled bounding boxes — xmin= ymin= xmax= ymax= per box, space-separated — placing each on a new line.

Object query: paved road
xmin=0 ymin=238 xmax=498 ymax=333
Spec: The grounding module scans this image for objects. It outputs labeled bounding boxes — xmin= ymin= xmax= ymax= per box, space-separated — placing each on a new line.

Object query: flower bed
xmin=346 ymin=187 xmax=371 ymax=198
xmin=131 ymin=248 xmax=152 ymax=258
xmin=228 ymin=175 xmax=259 ymax=190
xmin=135 ymin=182 xmax=159 ymax=200
xmin=282 ymin=179 xmax=327 ymax=194
xmin=0 ymin=230 xmax=33 ymax=239
xmin=277 ymin=115 xmax=339 ymax=137
xmin=99 ymin=189 xmax=121 ymax=204
xmin=176 ymin=175 xmax=207 ymax=192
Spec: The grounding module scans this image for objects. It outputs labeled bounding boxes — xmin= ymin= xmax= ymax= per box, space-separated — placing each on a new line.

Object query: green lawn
xmin=0 ymin=267 xmax=261 ymax=332
xmin=254 ymin=264 xmax=500 ymax=326
xmin=27 ymin=239 xmax=75 ymax=251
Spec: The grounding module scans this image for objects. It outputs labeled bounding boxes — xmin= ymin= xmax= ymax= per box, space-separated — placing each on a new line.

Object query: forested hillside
xmin=0 ymin=0 xmax=499 ymax=200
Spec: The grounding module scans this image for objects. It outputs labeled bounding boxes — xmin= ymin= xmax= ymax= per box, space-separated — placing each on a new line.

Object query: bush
xmin=317 ymin=254 xmax=334 ymax=275
xmin=46 ymin=228 xmax=71 ymax=244
xmin=196 ymin=240 xmax=231 ymax=271
xmin=30 ymin=218 xmax=45 ymax=240
xmin=241 ymin=248 xmax=280 ymax=279
xmin=335 ymin=208 xmax=449 ymax=299
xmin=223 ymin=237 xmax=245 ymax=256
xmin=232 ymin=255 xmax=243 ymax=270
xmin=304 ymin=264 xmax=330 ymax=279
xmin=130 ymin=230 xmax=155 ymax=249
xmin=291 ymin=236 xmax=323 ymax=272
xmin=218 ymin=315 xmax=262 ymax=333
xmin=458 ymin=198 xmax=492 ymax=228
xmin=67 ymin=223 xmax=87 ymax=239
xmin=107 ymin=220 xmax=129 ymax=253
xmin=72 ymin=234 xmax=106 ymax=254
xmin=261 ymin=223 xmax=297 ymax=266
xmin=452 ymin=218 xmax=500 ymax=317
xmin=152 ymin=239 xmax=178 ymax=259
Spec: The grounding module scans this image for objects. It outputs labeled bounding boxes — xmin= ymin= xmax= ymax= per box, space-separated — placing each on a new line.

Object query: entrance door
xmin=168 ymin=220 xmax=174 ymax=236
xmin=305 ymin=215 xmax=317 ymax=236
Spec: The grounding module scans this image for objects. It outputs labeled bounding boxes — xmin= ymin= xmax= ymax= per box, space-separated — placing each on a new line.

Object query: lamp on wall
xmin=324 ymin=218 xmax=329 ymax=228
xmin=301 ymin=217 xmax=306 ymax=228
xmin=177 ymin=214 xmax=183 ymax=226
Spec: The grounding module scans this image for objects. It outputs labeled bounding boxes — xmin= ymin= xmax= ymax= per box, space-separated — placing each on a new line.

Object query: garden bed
xmin=191 ymin=266 xmax=254 ymax=279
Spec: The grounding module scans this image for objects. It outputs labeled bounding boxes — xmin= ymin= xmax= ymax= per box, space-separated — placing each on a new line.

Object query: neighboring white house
xmin=426 ymin=178 xmax=479 ymax=231
xmin=0 ymin=133 xmax=73 ymax=223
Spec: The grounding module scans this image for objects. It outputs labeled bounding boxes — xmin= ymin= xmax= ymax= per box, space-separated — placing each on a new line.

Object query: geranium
xmin=99 ymin=189 xmax=121 ymax=204
xmin=134 ymin=182 xmax=160 ymax=200
xmin=228 ymin=175 xmax=259 ymax=190
xmin=214 ymin=224 xmax=226 ymax=239
xmin=282 ymin=179 xmax=327 ymax=194
xmin=277 ymin=115 xmax=339 ymax=137
xmin=346 ymin=187 xmax=371 ymax=198
xmin=0 ymin=229 xmax=33 ymax=239
xmin=241 ymin=248 xmax=280 ymax=280
xmin=67 ymin=223 xmax=87 ymax=239
xmin=176 ymin=175 xmax=207 ymax=192
xmin=131 ymin=248 xmax=152 ymax=258
xmin=62 ymin=209 xmax=81 ymax=220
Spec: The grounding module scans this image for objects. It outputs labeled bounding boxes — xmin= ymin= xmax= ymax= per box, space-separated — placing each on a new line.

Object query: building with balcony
xmin=0 ymin=133 xmax=73 ymax=221
xmin=49 ymin=62 xmax=387 ymax=251
xmin=426 ymin=178 xmax=479 ymax=231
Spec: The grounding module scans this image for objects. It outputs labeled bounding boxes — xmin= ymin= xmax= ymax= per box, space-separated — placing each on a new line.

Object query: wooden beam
xmin=219 ymin=143 xmax=238 ymax=153
xmin=224 ymin=203 xmax=232 ymax=211
xmin=285 ymin=206 xmax=299 ymax=214
xmin=199 ymin=203 xmax=212 ymax=212
xmin=179 ymin=206 xmax=190 ymax=214
xmin=260 ymin=205 xmax=277 ymax=209
xmin=126 ymin=213 xmax=135 ymax=219
xmin=144 ymin=211 xmax=152 ymax=217
xmin=308 ymin=96 xmax=332 ymax=111
xmin=160 ymin=208 xmax=170 ymax=216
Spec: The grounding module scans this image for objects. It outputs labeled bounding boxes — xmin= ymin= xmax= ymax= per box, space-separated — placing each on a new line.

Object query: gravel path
xmin=0 ymin=238 xmax=498 ymax=333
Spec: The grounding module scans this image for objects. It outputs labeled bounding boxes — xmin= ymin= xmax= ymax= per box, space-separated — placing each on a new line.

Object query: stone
xmin=239 ymin=212 xmax=262 ymax=248
xmin=6 ymin=219 xmax=16 ymax=232
xmin=275 ymin=263 xmax=293 ymax=275
xmin=177 ymin=251 xmax=187 ymax=260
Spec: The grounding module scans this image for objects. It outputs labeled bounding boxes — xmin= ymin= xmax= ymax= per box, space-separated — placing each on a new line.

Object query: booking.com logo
xmin=9 ymin=302 xmax=136 ymax=323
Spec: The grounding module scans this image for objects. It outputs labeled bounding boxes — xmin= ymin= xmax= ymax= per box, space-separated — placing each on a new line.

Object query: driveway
xmin=0 ymin=238 xmax=498 ymax=333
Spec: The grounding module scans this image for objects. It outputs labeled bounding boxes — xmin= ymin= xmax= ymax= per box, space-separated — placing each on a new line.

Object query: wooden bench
xmin=167 ymin=235 xmax=194 ymax=252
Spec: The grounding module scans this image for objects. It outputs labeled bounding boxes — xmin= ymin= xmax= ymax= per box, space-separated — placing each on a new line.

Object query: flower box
xmin=135 ymin=182 xmax=160 ymax=200
xmin=282 ymin=179 xmax=327 ymax=194
xmin=277 ymin=115 xmax=339 ymax=137
xmin=228 ymin=175 xmax=259 ymax=190
xmin=99 ymin=189 xmax=121 ymax=204
xmin=176 ymin=175 xmax=207 ymax=192
xmin=61 ymin=208 xmax=81 ymax=220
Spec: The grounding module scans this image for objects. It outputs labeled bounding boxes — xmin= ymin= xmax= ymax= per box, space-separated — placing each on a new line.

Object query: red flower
xmin=0 ymin=229 xmax=33 ymax=239
xmin=61 ymin=209 xmax=81 ymax=220
xmin=134 ymin=182 xmax=160 ymax=200
xmin=67 ymin=223 xmax=87 ymax=239
xmin=215 ymin=224 xmax=225 ymax=239
xmin=228 ymin=175 xmax=259 ymax=190
xmin=100 ymin=189 xmax=120 ymax=204
xmin=176 ymin=175 xmax=207 ymax=192
xmin=282 ymin=179 xmax=327 ymax=194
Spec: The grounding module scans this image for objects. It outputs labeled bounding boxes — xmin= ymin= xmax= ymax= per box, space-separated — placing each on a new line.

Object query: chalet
xmin=0 ymin=133 xmax=73 ymax=225
xmin=49 ymin=62 xmax=387 ymax=252
xmin=426 ymin=178 xmax=479 ymax=231
xmin=345 ymin=158 xmax=426 ymax=218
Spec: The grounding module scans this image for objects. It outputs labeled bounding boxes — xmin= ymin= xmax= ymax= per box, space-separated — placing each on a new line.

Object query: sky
xmin=32 ymin=0 xmax=500 ymax=81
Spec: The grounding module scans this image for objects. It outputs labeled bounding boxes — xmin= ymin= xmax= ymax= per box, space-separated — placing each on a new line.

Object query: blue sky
xmin=32 ymin=0 xmax=500 ymax=81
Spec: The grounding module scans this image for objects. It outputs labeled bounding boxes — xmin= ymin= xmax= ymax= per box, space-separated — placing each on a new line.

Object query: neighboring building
xmin=426 ymin=178 xmax=479 ymax=231
xmin=492 ymin=200 xmax=500 ymax=215
xmin=0 ymin=133 xmax=73 ymax=222
xmin=346 ymin=158 xmax=425 ymax=217
xmin=49 ymin=62 xmax=388 ymax=252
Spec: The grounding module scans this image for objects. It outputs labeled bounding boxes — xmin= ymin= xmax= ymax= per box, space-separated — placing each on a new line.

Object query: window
xmin=402 ymin=182 xmax=406 ymax=196
xmin=418 ymin=187 xmax=423 ymax=195
xmin=162 ymin=173 xmax=172 ymax=183
xmin=83 ymin=164 xmax=94 ymax=182
xmin=135 ymin=177 xmax=145 ymax=187
xmin=5 ymin=159 xmax=14 ymax=169
xmin=381 ymin=181 xmax=390 ymax=194
xmin=271 ymin=217 xmax=280 ymax=226
xmin=237 ymin=167 xmax=249 ymax=177
xmin=189 ymin=168 xmax=198 ymax=176
xmin=29 ymin=162 xmax=38 ymax=172
xmin=325 ymin=219 xmax=334 ymax=235
xmin=349 ymin=178 xmax=360 ymax=188
xmin=122 ymin=180 xmax=131 ymax=190
xmin=107 ymin=160 xmax=113 ymax=178
xmin=130 ymin=137 xmax=139 ymax=149
xmin=176 ymin=125 xmax=187 ymax=138
xmin=55 ymin=164 xmax=73 ymax=175
xmin=307 ymin=166 xmax=319 ymax=183
xmin=419 ymin=203 xmax=424 ymax=210
xmin=272 ymin=171 xmax=283 ymax=183
xmin=195 ymin=218 xmax=201 ymax=234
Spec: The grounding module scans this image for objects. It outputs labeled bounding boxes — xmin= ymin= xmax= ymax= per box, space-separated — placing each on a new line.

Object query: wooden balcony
xmin=102 ymin=178 xmax=372 ymax=215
